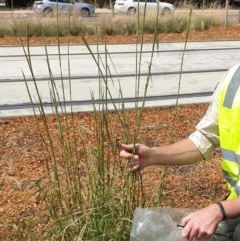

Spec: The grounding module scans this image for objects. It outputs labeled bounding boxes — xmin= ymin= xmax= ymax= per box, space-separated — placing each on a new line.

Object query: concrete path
xmin=1 ymin=40 xmax=240 ymax=117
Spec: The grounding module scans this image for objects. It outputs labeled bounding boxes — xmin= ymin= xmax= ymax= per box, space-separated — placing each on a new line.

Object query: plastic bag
xmin=129 ymin=207 xmax=228 ymax=241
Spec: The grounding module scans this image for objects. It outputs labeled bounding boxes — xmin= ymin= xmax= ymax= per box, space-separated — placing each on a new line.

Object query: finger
xmin=196 ymin=232 xmax=207 ymax=240
xmin=129 ymin=163 xmax=140 ymax=172
xmin=128 ymin=156 xmax=140 ymax=172
xmin=120 ymin=143 xmax=134 ymax=152
xmin=189 ymin=232 xmax=197 ymax=241
xmin=181 ymin=214 xmax=192 ymax=226
xmin=119 ymin=149 xmax=134 ymax=159
xmin=121 ymin=143 xmax=139 ymax=153
xmin=181 ymin=227 xmax=190 ymax=239
xmin=181 ymin=223 xmax=194 ymax=241
xmin=196 ymin=232 xmax=204 ymax=240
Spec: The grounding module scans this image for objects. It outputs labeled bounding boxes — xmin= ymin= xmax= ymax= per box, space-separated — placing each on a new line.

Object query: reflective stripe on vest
xmin=218 ymin=64 xmax=240 ymax=199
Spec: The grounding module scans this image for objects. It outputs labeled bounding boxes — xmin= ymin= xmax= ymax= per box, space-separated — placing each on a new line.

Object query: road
xmin=0 ymin=5 xmax=239 ymax=23
xmin=1 ymin=40 xmax=240 ymax=117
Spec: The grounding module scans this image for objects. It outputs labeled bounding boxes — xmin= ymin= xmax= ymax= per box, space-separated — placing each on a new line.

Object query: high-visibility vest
xmin=218 ymin=63 xmax=240 ymax=200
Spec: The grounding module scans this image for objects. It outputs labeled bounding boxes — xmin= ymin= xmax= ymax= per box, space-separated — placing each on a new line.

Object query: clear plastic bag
xmin=129 ymin=207 xmax=228 ymax=241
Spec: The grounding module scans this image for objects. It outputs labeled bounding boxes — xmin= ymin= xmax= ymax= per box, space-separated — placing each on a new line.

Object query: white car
xmin=114 ymin=0 xmax=174 ymax=15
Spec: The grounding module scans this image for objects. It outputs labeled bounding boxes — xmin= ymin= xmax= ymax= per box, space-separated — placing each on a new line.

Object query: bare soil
xmin=1 ymin=26 xmax=240 ymax=240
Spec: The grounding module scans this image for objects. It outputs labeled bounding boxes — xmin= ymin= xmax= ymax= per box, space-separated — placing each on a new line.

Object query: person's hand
xmin=181 ymin=204 xmax=223 ymax=240
xmin=120 ymin=143 xmax=154 ymax=171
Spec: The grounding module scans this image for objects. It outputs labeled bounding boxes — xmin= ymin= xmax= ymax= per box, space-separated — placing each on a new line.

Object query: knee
xmin=233 ymin=222 xmax=240 ymax=241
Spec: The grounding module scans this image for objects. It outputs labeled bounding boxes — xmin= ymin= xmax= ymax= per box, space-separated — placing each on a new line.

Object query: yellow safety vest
xmin=218 ymin=64 xmax=240 ymax=200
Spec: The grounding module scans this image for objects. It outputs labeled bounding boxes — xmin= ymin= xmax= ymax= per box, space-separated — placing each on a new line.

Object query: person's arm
xmin=220 ymin=198 xmax=240 ymax=219
xmin=120 ymin=138 xmax=203 ymax=171
xmin=151 ymin=138 xmax=203 ymax=165
xmin=120 ymin=79 xmax=222 ymax=171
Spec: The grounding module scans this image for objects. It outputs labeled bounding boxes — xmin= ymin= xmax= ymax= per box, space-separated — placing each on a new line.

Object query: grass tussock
xmin=16 ymin=17 xmax=155 ymax=238
xmin=0 ymin=8 xmax=234 ymax=38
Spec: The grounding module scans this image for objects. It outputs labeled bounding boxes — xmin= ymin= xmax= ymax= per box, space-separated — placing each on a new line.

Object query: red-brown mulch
xmin=1 ymin=25 xmax=239 ymax=240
